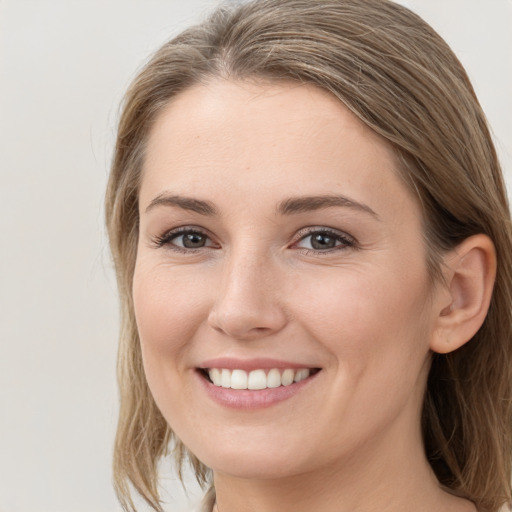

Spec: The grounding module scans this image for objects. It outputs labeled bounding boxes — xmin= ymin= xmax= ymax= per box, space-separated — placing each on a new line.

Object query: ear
xmin=430 ymin=234 xmax=497 ymax=354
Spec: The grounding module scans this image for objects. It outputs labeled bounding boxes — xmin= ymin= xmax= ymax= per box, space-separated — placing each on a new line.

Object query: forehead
xmin=144 ymin=78 xmax=393 ymax=167
xmin=140 ymin=79 xmax=419 ymax=222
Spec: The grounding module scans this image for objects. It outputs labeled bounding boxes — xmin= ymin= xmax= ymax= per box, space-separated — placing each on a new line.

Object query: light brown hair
xmin=105 ymin=1 xmax=512 ymax=511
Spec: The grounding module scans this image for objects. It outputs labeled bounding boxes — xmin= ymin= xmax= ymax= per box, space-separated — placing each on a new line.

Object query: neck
xmin=211 ymin=418 xmax=475 ymax=512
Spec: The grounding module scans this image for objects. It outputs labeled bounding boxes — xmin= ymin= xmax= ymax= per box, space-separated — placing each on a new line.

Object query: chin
xmin=205 ymin=455 xmax=305 ymax=480
xmin=187 ymin=437 xmax=314 ymax=480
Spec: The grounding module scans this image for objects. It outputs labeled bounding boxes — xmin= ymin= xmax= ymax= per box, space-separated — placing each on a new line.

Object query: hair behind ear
xmin=423 ymin=233 xmax=511 ymax=512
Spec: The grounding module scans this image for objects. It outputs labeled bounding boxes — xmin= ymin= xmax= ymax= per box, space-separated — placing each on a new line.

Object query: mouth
xmin=198 ymin=367 xmax=321 ymax=390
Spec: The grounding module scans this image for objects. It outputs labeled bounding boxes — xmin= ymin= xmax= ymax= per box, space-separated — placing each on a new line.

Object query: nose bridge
xmin=208 ymin=241 xmax=287 ymax=339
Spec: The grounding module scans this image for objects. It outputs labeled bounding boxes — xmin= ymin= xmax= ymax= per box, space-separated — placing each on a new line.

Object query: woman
xmin=105 ymin=1 xmax=512 ymax=511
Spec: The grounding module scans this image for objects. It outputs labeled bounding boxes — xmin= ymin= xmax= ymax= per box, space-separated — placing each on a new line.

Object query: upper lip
xmin=198 ymin=357 xmax=319 ymax=372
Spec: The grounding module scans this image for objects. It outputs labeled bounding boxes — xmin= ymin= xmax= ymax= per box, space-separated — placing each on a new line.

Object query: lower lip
xmin=197 ymin=370 xmax=319 ymax=410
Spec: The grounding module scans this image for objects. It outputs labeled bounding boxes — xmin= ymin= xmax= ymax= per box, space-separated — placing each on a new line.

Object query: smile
xmin=206 ymin=368 xmax=315 ymax=390
xmin=197 ymin=359 xmax=322 ymax=409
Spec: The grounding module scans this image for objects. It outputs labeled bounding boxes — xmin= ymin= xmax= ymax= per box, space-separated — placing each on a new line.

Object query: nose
xmin=207 ymin=252 xmax=288 ymax=341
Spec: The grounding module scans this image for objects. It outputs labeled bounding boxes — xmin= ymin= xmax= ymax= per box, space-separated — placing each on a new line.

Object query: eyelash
xmin=151 ymin=226 xmax=356 ymax=255
xmin=151 ymin=227 xmax=215 ymax=253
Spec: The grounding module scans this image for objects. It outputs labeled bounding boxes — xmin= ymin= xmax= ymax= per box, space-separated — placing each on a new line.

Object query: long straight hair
xmin=105 ymin=1 xmax=512 ymax=511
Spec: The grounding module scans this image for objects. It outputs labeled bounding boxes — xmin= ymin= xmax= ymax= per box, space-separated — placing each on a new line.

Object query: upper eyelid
xmin=160 ymin=225 xmax=211 ymax=239
xmin=293 ymin=226 xmax=356 ymax=242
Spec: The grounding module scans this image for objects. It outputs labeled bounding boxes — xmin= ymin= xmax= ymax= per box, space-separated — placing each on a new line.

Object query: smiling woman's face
xmin=133 ymin=80 xmax=444 ymax=480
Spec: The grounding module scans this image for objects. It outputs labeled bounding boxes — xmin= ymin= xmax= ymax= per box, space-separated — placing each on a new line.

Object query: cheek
xmin=290 ymin=264 xmax=432 ymax=439
xmin=132 ymin=262 xmax=216 ymax=427
xmin=132 ymin=263 xmax=211 ymax=370
xmin=289 ymin=262 xmax=432 ymax=374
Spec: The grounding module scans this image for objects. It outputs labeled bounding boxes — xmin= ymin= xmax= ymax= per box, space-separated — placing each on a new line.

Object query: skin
xmin=133 ymin=79 xmax=477 ymax=512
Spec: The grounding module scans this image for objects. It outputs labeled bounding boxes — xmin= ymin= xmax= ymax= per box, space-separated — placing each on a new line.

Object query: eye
xmin=174 ymin=231 xmax=211 ymax=248
xmin=294 ymin=228 xmax=355 ymax=252
xmin=152 ymin=228 xmax=216 ymax=250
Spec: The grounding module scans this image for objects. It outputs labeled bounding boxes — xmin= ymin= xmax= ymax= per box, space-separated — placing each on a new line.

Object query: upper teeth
xmin=207 ymin=368 xmax=311 ymax=390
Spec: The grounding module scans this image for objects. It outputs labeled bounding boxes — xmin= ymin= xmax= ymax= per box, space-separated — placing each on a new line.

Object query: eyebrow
xmin=145 ymin=193 xmax=217 ymax=215
xmin=144 ymin=192 xmax=378 ymax=219
xmin=277 ymin=195 xmax=379 ymax=219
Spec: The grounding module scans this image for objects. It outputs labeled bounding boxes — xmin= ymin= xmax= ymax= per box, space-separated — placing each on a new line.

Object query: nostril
xmin=208 ymin=308 xmax=287 ymax=341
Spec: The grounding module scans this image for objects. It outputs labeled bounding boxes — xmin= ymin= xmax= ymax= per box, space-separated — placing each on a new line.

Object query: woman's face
xmin=134 ymin=80 xmax=443 ymax=479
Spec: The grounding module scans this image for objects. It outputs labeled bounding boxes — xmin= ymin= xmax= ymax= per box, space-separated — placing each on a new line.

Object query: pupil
xmin=311 ymin=233 xmax=335 ymax=250
xmin=183 ymin=233 xmax=205 ymax=248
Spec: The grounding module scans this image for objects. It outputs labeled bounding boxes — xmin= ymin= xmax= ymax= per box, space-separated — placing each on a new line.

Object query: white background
xmin=0 ymin=1 xmax=510 ymax=511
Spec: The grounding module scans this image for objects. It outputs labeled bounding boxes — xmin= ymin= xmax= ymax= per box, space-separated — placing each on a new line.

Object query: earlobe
xmin=430 ymin=234 xmax=497 ymax=354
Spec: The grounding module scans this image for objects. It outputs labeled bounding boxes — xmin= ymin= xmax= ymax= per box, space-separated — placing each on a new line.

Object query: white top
xmin=188 ymin=488 xmax=215 ymax=512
